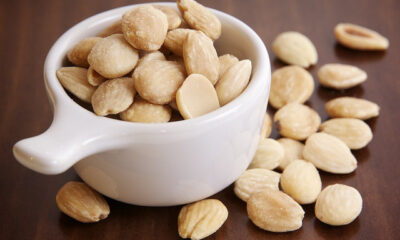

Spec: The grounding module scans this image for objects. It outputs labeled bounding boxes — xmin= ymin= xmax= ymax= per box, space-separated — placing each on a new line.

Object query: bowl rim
xmin=44 ymin=2 xmax=270 ymax=131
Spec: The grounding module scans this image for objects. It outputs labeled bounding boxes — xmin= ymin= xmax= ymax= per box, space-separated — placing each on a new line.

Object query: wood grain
xmin=1 ymin=0 xmax=399 ymax=239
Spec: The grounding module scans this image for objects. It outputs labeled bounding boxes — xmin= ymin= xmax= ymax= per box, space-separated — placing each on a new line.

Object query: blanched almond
xmin=334 ymin=23 xmax=389 ymax=50
xmin=234 ymin=168 xmax=280 ymax=202
xmin=183 ymin=31 xmax=219 ymax=85
xmin=178 ymin=199 xmax=228 ymax=240
xmin=218 ymin=54 xmax=239 ymax=78
xmin=91 ymin=77 xmax=135 ymax=116
xmin=247 ymin=189 xmax=304 ymax=232
xmin=277 ymin=138 xmax=304 ymax=170
xmin=318 ymin=63 xmax=367 ymax=89
xmin=260 ymin=113 xmax=272 ymax=139
xmin=164 ymin=28 xmax=195 ymax=56
xmin=320 ymin=118 xmax=373 ymax=150
xmin=215 ymin=60 xmax=252 ymax=106
xmin=249 ymin=138 xmax=284 ymax=170
xmin=176 ymin=74 xmax=220 ymax=119
xmin=134 ymin=60 xmax=186 ymax=104
xmin=56 ymin=181 xmax=109 ymax=223
xmin=281 ymin=160 xmax=321 ymax=204
xmin=120 ymin=96 xmax=171 ymax=123
xmin=88 ymin=34 xmax=139 ymax=78
xmin=325 ymin=97 xmax=380 ymax=120
xmin=137 ymin=51 xmax=166 ymax=66
xmin=122 ymin=5 xmax=168 ymax=51
xmin=153 ymin=5 xmax=182 ymax=30
xmin=56 ymin=67 xmax=96 ymax=103
xmin=177 ymin=0 xmax=221 ymax=40
xmin=272 ymin=31 xmax=318 ymax=68
xmin=269 ymin=65 xmax=314 ymax=109
xmin=303 ymin=132 xmax=357 ymax=174
xmin=274 ymin=103 xmax=321 ymax=140
xmin=98 ymin=19 xmax=122 ymax=37
xmin=67 ymin=37 xmax=102 ymax=67
xmin=315 ymin=184 xmax=362 ymax=226
xmin=87 ymin=66 xmax=106 ymax=87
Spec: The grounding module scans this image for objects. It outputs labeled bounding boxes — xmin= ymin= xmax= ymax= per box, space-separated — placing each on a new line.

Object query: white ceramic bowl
xmin=13 ymin=2 xmax=270 ymax=206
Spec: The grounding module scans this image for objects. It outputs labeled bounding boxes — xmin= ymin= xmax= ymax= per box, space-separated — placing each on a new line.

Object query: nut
xmin=122 ymin=5 xmax=168 ymax=51
xmin=56 ymin=181 xmax=110 ymax=223
xmin=272 ymin=31 xmax=318 ymax=68
xmin=215 ymin=60 xmax=252 ymax=106
xmin=325 ymin=97 xmax=380 ymax=120
xmin=178 ymin=199 xmax=228 ymax=240
xmin=315 ymin=184 xmax=363 ymax=226
xmin=56 ymin=67 xmax=96 ymax=103
xmin=164 ymin=28 xmax=195 ymax=56
xmin=249 ymin=138 xmax=284 ymax=170
xmin=87 ymin=66 xmax=106 ymax=87
xmin=98 ymin=19 xmax=122 ymax=37
xmin=137 ymin=51 xmax=166 ymax=66
xmin=176 ymin=74 xmax=220 ymax=119
xmin=247 ymin=189 xmax=305 ymax=232
xmin=260 ymin=113 xmax=272 ymax=139
xmin=177 ymin=0 xmax=221 ymax=40
xmin=334 ymin=23 xmax=389 ymax=50
xmin=67 ymin=37 xmax=102 ymax=67
xmin=183 ymin=31 xmax=219 ymax=85
xmin=134 ymin=60 xmax=186 ymax=104
xmin=88 ymin=34 xmax=139 ymax=78
xmin=120 ymin=96 xmax=172 ymax=123
xmin=269 ymin=65 xmax=314 ymax=109
xmin=277 ymin=138 xmax=304 ymax=170
xmin=320 ymin=118 xmax=373 ymax=150
xmin=318 ymin=63 xmax=367 ymax=89
xmin=91 ymin=77 xmax=135 ymax=116
xmin=280 ymin=160 xmax=321 ymax=204
xmin=153 ymin=5 xmax=182 ymax=30
xmin=234 ymin=168 xmax=280 ymax=202
xmin=218 ymin=54 xmax=239 ymax=78
xmin=303 ymin=132 xmax=357 ymax=174
xmin=274 ymin=103 xmax=321 ymax=140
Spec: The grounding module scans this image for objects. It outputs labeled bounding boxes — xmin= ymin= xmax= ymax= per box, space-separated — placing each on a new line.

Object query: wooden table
xmin=1 ymin=0 xmax=399 ymax=239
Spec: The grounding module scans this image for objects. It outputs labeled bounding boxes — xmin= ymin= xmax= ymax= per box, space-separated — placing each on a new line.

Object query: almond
xmin=249 ymin=138 xmax=284 ymax=170
xmin=120 ymin=96 xmax=171 ymax=123
xmin=318 ymin=63 xmax=367 ymax=89
xmin=277 ymin=138 xmax=304 ymax=170
xmin=67 ymin=37 xmax=102 ymax=67
xmin=325 ymin=97 xmax=380 ymax=120
xmin=153 ymin=5 xmax=182 ymax=30
xmin=56 ymin=67 xmax=96 ymax=103
xmin=260 ymin=113 xmax=272 ymax=139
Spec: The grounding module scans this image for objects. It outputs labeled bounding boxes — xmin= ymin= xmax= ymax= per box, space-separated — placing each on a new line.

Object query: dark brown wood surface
xmin=1 ymin=0 xmax=399 ymax=239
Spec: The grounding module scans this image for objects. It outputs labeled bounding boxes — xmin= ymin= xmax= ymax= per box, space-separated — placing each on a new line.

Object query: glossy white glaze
xmin=13 ymin=2 xmax=270 ymax=206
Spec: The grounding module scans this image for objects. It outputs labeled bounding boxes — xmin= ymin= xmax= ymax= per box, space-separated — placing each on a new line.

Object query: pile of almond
xmin=57 ymin=0 xmax=252 ymax=123
xmin=54 ymin=0 xmax=388 ymax=239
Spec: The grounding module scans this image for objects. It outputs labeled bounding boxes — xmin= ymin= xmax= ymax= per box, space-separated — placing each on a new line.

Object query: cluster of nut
xmin=56 ymin=0 xmax=252 ymax=124
xmin=233 ymin=22 xmax=388 ymax=233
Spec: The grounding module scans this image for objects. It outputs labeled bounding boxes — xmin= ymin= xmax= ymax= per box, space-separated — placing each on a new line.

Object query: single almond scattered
xmin=134 ymin=60 xmax=186 ymax=105
xmin=281 ymin=160 xmax=321 ymax=204
xmin=122 ymin=5 xmax=168 ymax=51
xmin=215 ymin=60 xmax=252 ymax=106
xmin=88 ymin=34 xmax=139 ymax=78
xmin=334 ymin=23 xmax=389 ymax=50
xmin=274 ymin=103 xmax=321 ymax=140
xmin=260 ymin=113 xmax=272 ymax=139
xmin=315 ymin=184 xmax=363 ymax=226
xmin=303 ymin=132 xmax=357 ymax=174
xmin=56 ymin=181 xmax=110 ymax=223
xmin=176 ymin=74 xmax=220 ymax=119
xmin=234 ymin=168 xmax=280 ymax=202
xmin=325 ymin=97 xmax=380 ymax=120
xmin=320 ymin=118 xmax=373 ymax=149
xmin=249 ymin=138 xmax=284 ymax=170
xmin=318 ymin=63 xmax=367 ymax=89
xmin=178 ymin=199 xmax=228 ymax=240
xmin=269 ymin=65 xmax=314 ymax=109
xmin=277 ymin=138 xmax=304 ymax=170
xmin=247 ymin=189 xmax=305 ymax=232
xmin=56 ymin=67 xmax=96 ymax=103
xmin=120 ymin=96 xmax=172 ymax=123
xmin=177 ymin=0 xmax=221 ymax=40
xmin=272 ymin=31 xmax=318 ymax=68
xmin=183 ymin=31 xmax=219 ymax=85
xmin=67 ymin=37 xmax=102 ymax=67
xmin=91 ymin=77 xmax=135 ymax=116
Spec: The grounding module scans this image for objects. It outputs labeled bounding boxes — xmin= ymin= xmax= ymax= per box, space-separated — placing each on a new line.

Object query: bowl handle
xmin=13 ymin=109 xmax=110 ymax=175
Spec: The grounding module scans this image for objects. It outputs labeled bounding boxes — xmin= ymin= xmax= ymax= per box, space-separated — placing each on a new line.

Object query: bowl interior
xmin=45 ymin=2 xmax=270 ymax=128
